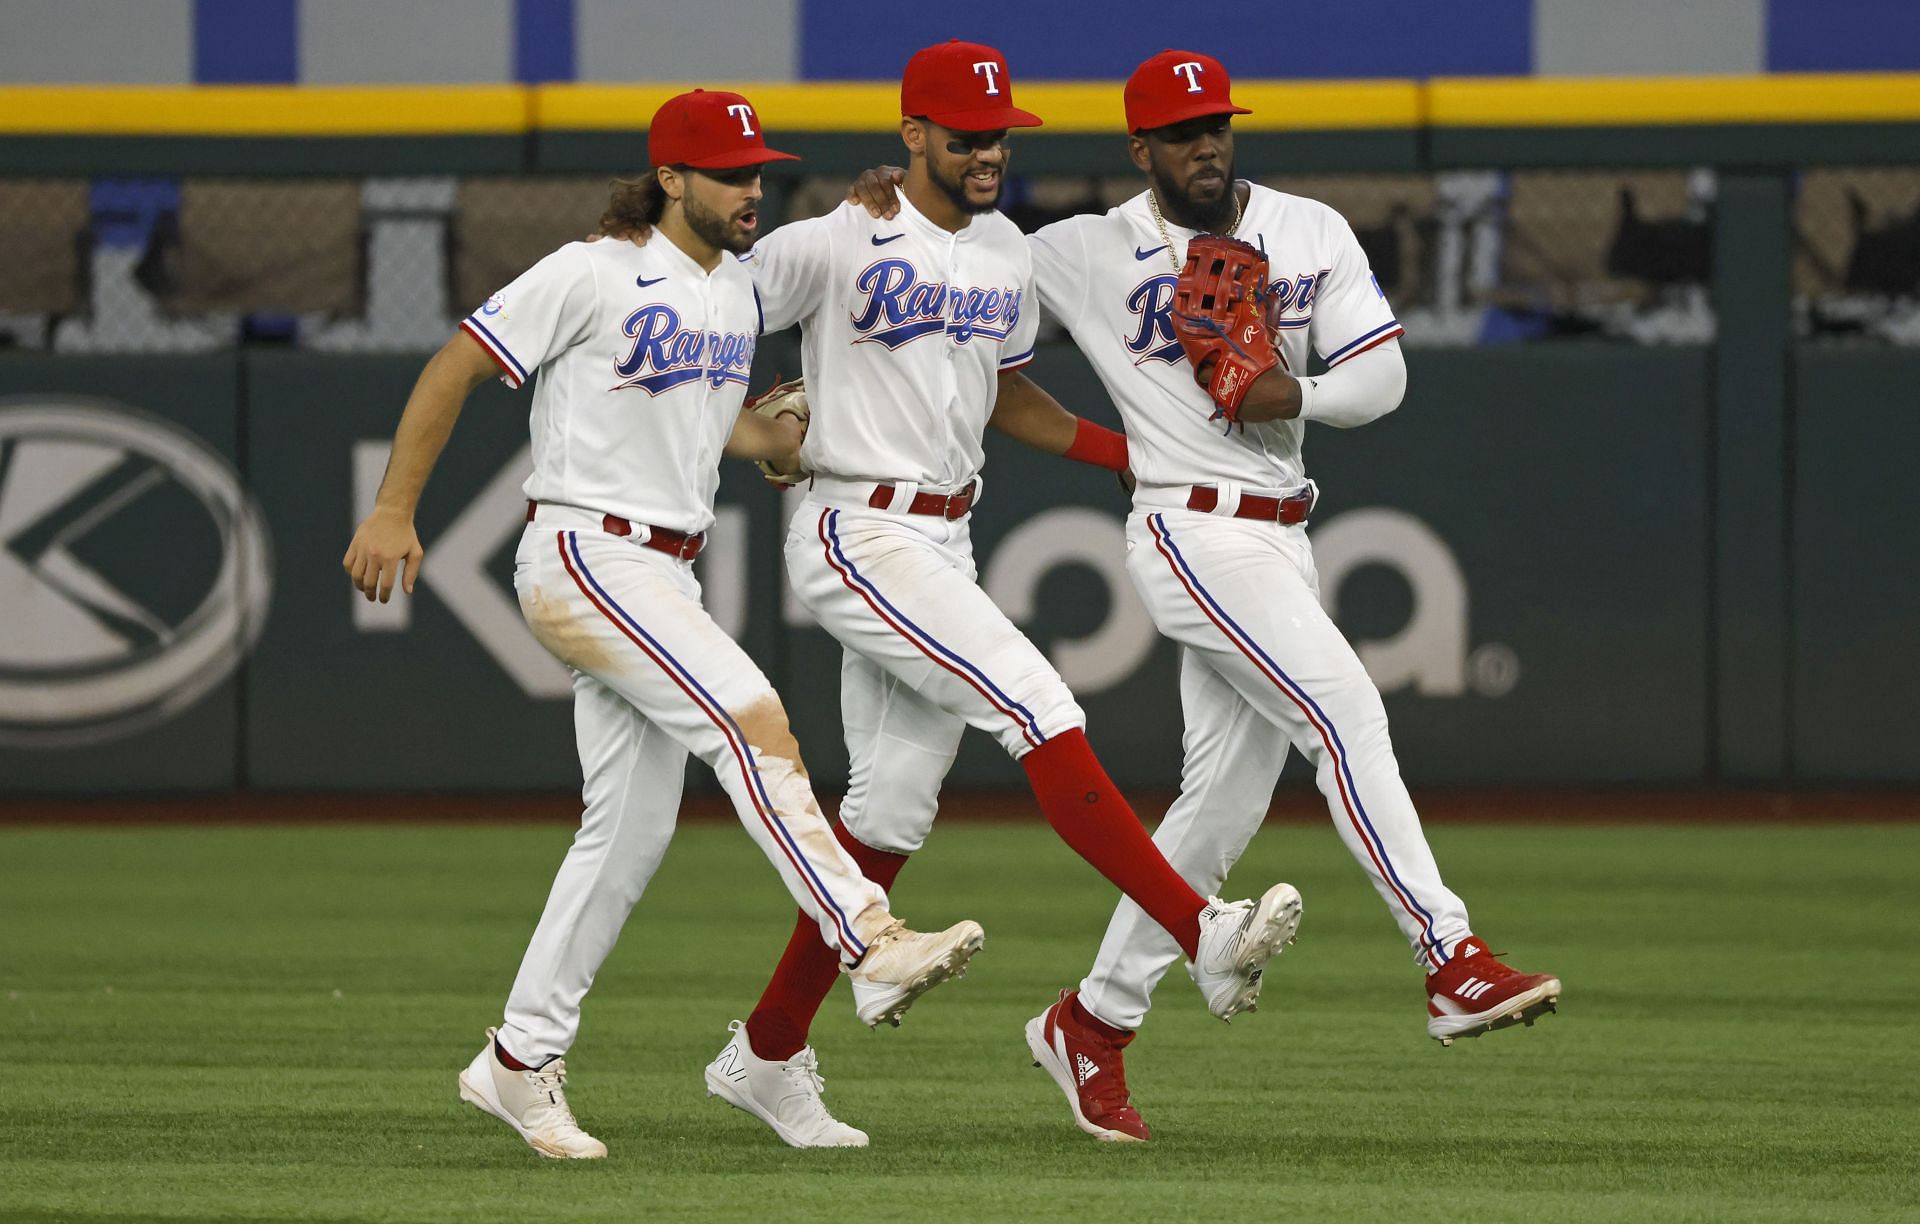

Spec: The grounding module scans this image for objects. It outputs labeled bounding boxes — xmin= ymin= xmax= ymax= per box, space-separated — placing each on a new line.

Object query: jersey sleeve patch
xmin=461 ymin=315 xmax=530 ymax=388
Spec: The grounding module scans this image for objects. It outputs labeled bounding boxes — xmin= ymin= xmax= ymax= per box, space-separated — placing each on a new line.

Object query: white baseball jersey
xmin=1029 ymin=182 xmax=1402 ymax=490
xmin=1028 ymin=183 xmax=1475 ymax=1031
xmin=476 ymin=235 xmax=895 ymax=1064
xmin=461 ymin=232 xmax=759 ymax=534
xmin=748 ymin=195 xmax=1039 ymax=487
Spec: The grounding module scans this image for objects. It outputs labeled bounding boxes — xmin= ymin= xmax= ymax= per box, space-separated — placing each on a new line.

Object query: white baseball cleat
xmin=846 ymin=918 xmax=985 ymax=1028
xmin=457 ymin=1028 xmax=608 ymax=1159
xmin=1186 ymin=883 xmax=1304 ymax=1021
xmin=704 ymin=1020 xmax=869 ymax=1148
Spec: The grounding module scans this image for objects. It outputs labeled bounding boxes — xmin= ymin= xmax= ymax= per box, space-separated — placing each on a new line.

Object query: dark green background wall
xmin=6 ymin=338 xmax=1909 ymax=793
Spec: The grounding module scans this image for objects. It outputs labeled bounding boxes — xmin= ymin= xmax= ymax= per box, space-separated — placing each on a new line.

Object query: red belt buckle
xmin=526 ymin=503 xmax=701 ymax=557
xmin=871 ymin=482 xmax=973 ymax=519
xmin=639 ymin=525 xmax=704 ymax=560
xmin=1185 ymin=486 xmax=1313 ymax=524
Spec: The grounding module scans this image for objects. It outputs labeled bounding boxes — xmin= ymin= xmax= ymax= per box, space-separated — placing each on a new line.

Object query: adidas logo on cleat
xmin=1075 ymin=1052 xmax=1100 ymax=1085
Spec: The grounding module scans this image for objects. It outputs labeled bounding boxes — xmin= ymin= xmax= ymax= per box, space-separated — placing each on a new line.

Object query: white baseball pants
xmin=785 ymin=489 xmax=1087 ymax=856
xmin=495 ymin=514 xmax=890 ymax=1061
xmin=1079 ymin=507 xmax=1473 ymax=1030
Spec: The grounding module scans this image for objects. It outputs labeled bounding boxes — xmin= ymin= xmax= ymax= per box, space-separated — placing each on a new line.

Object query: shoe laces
xmin=1462 ymin=948 xmax=1517 ymax=978
xmin=860 ymin=918 xmax=902 ymax=953
xmin=784 ymin=1048 xmax=828 ymax=1095
xmin=1201 ymin=896 xmax=1255 ymax=962
xmin=1076 ymin=1034 xmax=1139 ymax=1120
xmin=855 ymin=919 xmax=922 ymax=975
xmin=525 ymin=1062 xmax=585 ymax=1133
xmin=778 ymin=1048 xmax=837 ymax=1123
xmin=1436 ymin=946 xmax=1518 ymax=991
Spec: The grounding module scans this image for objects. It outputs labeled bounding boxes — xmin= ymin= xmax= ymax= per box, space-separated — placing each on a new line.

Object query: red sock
xmin=493 ymin=1036 xmax=542 ymax=1071
xmin=745 ymin=823 xmax=908 ymax=1062
xmin=1069 ymin=992 xmax=1136 ymax=1045
xmin=1023 ymin=730 xmax=1205 ymax=959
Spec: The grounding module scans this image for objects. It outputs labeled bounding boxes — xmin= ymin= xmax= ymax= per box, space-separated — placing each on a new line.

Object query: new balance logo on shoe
xmin=1455 ymin=977 xmax=1497 ymax=1002
xmin=713 ymin=1047 xmax=745 ymax=1083
xmin=1075 ymin=1052 xmax=1100 ymax=1086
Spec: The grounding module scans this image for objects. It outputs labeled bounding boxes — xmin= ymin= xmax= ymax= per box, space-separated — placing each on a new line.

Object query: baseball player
xmin=341 ymin=89 xmax=986 ymax=1161
xmin=847 ymin=48 xmax=1563 ymax=1143
xmin=698 ymin=41 xmax=1303 ymax=1149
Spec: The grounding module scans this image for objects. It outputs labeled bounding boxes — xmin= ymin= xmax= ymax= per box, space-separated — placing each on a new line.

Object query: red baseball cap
xmin=647 ymin=89 xmax=800 ymax=169
xmin=900 ymin=40 xmax=1043 ymax=131
xmin=1124 ymin=50 xmax=1251 ymax=134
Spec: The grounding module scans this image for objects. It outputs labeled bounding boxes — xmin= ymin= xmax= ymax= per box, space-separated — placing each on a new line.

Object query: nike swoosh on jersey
xmin=871 ymin=233 xmax=905 ymax=246
xmin=1134 ymin=245 xmax=1168 ymax=261
xmin=636 ymin=275 xmax=666 ymax=288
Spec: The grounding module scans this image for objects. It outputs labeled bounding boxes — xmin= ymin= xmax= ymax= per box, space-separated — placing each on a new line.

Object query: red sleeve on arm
xmin=1063 ymin=417 xmax=1129 ymax=472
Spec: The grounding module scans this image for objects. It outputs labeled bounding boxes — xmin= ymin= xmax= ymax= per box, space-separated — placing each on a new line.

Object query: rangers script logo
xmin=850 ymin=258 xmax=1022 ymax=348
xmin=613 ymin=304 xmax=756 ymax=394
xmin=0 ymin=398 xmax=272 ymax=746
xmin=1126 ymin=264 xmax=1335 ymax=365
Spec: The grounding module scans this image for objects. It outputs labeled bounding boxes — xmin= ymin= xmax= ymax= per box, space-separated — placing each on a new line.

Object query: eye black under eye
xmin=944 ymin=132 xmax=1009 ymax=155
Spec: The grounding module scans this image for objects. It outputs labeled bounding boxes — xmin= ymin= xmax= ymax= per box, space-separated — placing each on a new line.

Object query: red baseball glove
xmin=1171 ymin=235 xmax=1286 ymax=428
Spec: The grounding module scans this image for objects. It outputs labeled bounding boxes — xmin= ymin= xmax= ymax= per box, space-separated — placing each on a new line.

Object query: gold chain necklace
xmin=1147 ymin=184 xmax=1243 ymax=272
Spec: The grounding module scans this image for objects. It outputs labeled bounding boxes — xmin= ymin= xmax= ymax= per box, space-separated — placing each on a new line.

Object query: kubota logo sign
xmin=348 ymin=445 xmax=1514 ymax=705
xmin=0 ymin=399 xmax=272 ymax=746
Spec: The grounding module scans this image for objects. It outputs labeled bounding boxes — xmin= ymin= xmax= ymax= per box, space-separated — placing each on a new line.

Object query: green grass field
xmin=2 ymin=816 xmax=1916 ymax=1222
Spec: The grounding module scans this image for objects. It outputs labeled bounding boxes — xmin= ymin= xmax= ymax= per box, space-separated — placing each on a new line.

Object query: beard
xmin=1150 ymin=157 xmax=1238 ymax=233
xmin=684 ymin=188 xmax=754 ymax=254
xmin=930 ymin=158 xmax=1002 ymax=216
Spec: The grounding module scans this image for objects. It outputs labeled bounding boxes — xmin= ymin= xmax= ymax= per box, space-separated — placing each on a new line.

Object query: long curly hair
xmin=600 ymin=170 xmax=670 ymax=239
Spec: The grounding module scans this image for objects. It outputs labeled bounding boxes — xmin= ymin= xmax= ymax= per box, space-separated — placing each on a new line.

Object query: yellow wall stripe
xmin=1430 ymin=73 xmax=1920 ymax=127
xmin=0 ymin=85 xmax=528 ymax=135
xmin=1 ymin=75 xmax=1917 ymax=138
xmin=535 ymin=80 xmax=1422 ymax=133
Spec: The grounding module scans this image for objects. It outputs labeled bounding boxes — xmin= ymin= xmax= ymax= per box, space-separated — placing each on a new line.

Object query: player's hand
xmin=847 ymin=166 xmax=907 ymax=219
xmin=343 ymin=508 xmax=424 ymax=603
xmin=762 ymin=413 xmax=807 ymax=480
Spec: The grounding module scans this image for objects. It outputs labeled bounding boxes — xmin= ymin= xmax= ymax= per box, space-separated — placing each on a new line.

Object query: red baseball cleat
xmin=1426 ymin=936 xmax=1561 ymax=1046
xmin=1024 ymin=990 xmax=1151 ymax=1142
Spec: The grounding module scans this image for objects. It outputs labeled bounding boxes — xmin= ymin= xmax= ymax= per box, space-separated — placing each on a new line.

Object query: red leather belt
xmin=525 ymin=500 xmax=706 ymax=560
xmin=1186 ymin=485 xmax=1316 ymax=525
xmin=867 ymin=481 xmax=976 ymax=520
